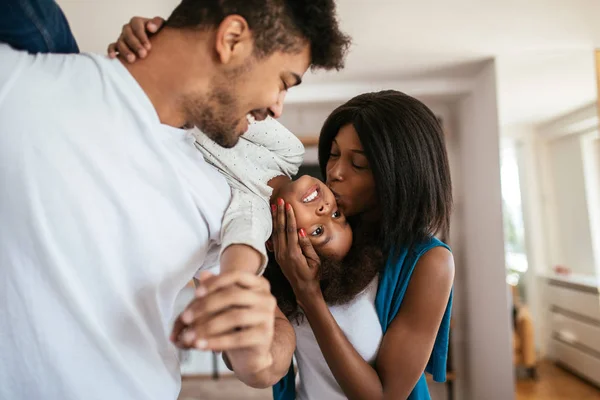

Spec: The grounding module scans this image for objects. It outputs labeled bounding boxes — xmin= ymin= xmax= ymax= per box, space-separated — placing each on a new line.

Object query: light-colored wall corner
xmin=456 ymin=60 xmax=515 ymax=400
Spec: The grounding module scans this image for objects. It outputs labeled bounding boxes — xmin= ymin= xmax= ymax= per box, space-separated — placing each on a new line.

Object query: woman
xmin=112 ymin=20 xmax=455 ymax=400
xmin=268 ymin=90 xmax=454 ymax=400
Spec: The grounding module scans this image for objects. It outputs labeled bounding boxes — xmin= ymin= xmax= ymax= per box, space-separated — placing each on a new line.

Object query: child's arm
xmin=218 ymin=188 xmax=272 ymax=275
xmin=220 ymin=244 xmax=263 ymax=275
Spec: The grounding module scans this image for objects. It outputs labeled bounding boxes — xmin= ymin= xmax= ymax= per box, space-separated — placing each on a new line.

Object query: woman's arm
xmin=273 ymin=201 xmax=454 ymax=400
xmin=376 ymin=247 xmax=454 ymax=398
xmin=0 ymin=0 xmax=79 ymax=54
xmin=302 ymin=247 xmax=454 ymax=400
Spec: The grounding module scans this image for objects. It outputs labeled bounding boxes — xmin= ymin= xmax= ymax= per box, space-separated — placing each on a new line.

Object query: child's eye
xmin=332 ymin=210 xmax=341 ymax=219
xmin=311 ymin=226 xmax=324 ymax=237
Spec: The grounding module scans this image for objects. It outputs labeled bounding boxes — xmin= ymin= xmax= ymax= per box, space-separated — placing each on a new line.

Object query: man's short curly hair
xmin=166 ymin=0 xmax=351 ymax=70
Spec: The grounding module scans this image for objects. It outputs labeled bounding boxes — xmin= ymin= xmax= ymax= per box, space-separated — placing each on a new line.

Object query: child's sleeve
xmin=241 ymin=117 xmax=305 ymax=179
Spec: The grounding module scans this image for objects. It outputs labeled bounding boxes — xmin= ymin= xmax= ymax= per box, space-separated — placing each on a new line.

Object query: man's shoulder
xmin=0 ymin=48 xmax=140 ymax=118
xmin=0 ymin=45 xmax=122 ymax=88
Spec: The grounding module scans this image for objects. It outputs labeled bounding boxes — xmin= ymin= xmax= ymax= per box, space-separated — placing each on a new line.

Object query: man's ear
xmin=214 ymin=14 xmax=253 ymax=65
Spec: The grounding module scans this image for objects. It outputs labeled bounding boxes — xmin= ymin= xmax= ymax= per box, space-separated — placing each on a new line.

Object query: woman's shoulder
xmin=416 ymin=246 xmax=454 ymax=277
xmin=411 ymin=237 xmax=453 ymax=273
xmin=381 ymin=237 xmax=453 ymax=284
xmin=417 ymin=236 xmax=451 ymax=253
xmin=385 ymin=236 xmax=450 ymax=262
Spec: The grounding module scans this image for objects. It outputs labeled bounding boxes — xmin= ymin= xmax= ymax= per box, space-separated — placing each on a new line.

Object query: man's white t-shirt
xmin=0 ymin=45 xmax=231 ymax=400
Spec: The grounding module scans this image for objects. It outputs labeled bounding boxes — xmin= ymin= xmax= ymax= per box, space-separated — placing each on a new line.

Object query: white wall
xmin=536 ymin=104 xmax=599 ymax=277
xmin=501 ymin=124 xmax=548 ymax=356
xmin=501 ymin=105 xmax=600 ymax=361
xmin=586 ymin=135 xmax=600 ymax=275
xmin=277 ymin=102 xmax=343 ymax=137
xmin=59 ymin=0 xmax=180 ymax=53
xmin=456 ymin=60 xmax=515 ymax=400
xmin=544 ymin=134 xmax=596 ymax=275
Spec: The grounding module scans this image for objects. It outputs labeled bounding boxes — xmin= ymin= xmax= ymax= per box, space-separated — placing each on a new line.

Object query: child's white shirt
xmin=193 ymin=117 xmax=305 ymax=273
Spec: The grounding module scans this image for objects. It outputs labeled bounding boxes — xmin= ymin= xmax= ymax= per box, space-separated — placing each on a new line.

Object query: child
xmin=194 ymin=116 xmax=353 ymax=276
xmin=194 ymin=117 xmax=304 ymax=275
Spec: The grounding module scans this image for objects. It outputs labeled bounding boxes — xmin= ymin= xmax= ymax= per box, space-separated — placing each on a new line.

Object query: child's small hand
xmin=107 ymin=16 xmax=165 ymax=63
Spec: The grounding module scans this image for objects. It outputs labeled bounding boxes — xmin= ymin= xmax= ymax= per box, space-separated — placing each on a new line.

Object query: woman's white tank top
xmin=293 ymin=277 xmax=384 ymax=400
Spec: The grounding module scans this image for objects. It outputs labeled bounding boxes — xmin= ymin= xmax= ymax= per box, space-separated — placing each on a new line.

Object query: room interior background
xmin=55 ymin=1 xmax=600 ymax=399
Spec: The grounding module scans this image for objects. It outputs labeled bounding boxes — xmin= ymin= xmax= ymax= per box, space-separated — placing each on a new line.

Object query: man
xmin=0 ymin=1 xmax=350 ymax=399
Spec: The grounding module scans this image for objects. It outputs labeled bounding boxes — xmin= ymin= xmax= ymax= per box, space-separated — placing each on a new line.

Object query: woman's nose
xmin=327 ymin=160 xmax=344 ymax=182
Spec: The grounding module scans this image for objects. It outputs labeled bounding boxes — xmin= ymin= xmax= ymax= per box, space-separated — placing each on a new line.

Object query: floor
xmin=179 ymin=376 xmax=272 ymax=400
xmin=179 ymin=360 xmax=600 ymax=400
xmin=516 ymin=361 xmax=600 ymax=400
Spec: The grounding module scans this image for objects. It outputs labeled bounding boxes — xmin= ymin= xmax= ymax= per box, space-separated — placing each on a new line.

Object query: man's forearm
xmin=225 ymin=314 xmax=295 ymax=388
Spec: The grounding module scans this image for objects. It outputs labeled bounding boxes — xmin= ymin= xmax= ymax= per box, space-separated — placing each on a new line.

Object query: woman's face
xmin=277 ymin=175 xmax=353 ymax=261
xmin=325 ymin=124 xmax=377 ymax=218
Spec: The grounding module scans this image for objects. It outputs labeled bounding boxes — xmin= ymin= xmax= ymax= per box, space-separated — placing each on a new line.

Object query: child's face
xmin=278 ymin=175 xmax=353 ymax=261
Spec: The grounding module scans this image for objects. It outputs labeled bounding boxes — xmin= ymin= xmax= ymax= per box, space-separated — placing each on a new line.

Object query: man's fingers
xmin=203 ymin=325 xmax=273 ymax=352
xmin=195 ymin=271 xmax=270 ymax=298
xmin=179 ymin=308 xmax=272 ymax=347
xmin=170 ymin=316 xmax=187 ymax=344
xmin=184 ymin=287 xmax=251 ymax=322
xmin=196 ymin=270 xmax=214 ymax=284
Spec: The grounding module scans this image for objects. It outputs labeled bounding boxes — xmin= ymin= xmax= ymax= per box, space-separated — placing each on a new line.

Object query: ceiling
xmin=59 ymin=0 xmax=600 ymax=125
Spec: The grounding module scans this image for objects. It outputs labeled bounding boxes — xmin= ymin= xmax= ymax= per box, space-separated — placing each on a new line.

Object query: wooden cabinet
xmin=546 ymin=276 xmax=600 ymax=387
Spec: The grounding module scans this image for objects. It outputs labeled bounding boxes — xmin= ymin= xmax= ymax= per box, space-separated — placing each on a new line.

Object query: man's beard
xmin=182 ymin=86 xmax=242 ymax=148
xmin=182 ymin=64 xmax=251 ymax=148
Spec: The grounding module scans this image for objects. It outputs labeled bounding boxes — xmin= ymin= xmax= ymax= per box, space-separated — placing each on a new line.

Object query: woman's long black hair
xmin=318 ymin=90 xmax=453 ymax=258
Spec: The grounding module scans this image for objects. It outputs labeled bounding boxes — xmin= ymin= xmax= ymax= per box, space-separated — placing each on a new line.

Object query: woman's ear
xmin=266 ymin=239 xmax=274 ymax=252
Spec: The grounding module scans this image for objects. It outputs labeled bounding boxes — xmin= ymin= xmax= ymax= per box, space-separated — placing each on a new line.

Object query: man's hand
xmin=171 ymin=271 xmax=277 ymax=373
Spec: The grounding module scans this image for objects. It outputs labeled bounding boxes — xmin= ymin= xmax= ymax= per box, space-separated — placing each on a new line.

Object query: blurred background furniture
xmin=511 ymin=284 xmax=538 ymax=379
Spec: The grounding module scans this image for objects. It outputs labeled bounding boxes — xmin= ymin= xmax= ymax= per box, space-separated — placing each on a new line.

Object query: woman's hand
xmin=271 ymin=198 xmax=322 ymax=306
xmin=107 ymin=16 xmax=165 ymax=63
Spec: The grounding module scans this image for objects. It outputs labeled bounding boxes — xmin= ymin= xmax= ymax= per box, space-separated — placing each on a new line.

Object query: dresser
xmin=546 ymin=275 xmax=600 ymax=386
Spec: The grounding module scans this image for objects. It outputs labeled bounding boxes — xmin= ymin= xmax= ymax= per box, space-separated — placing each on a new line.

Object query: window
xmin=501 ymin=140 xmax=528 ymax=288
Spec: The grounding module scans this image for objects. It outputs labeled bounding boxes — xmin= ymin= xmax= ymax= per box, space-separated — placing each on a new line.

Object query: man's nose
xmin=268 ymin=91 xmax=287 ymax=119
